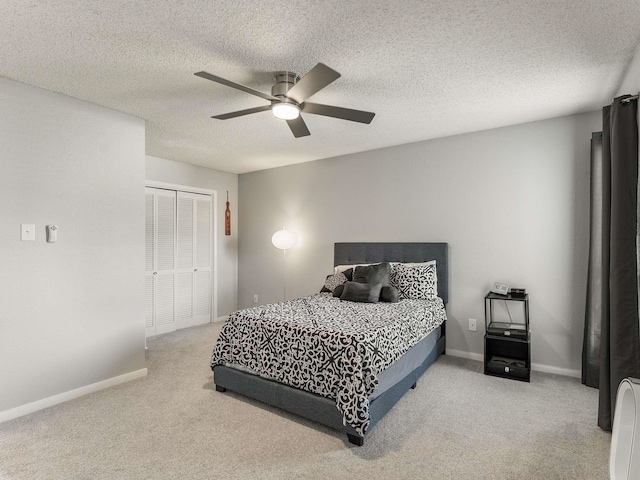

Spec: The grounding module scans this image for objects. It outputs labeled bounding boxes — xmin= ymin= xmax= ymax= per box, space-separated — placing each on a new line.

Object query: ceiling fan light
xmin=272 ymin=103 xmax=300 ymax=120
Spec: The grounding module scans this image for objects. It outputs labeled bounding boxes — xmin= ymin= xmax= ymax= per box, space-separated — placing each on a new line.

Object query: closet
xmin=145 ymin=187 xmax=213 ymax=337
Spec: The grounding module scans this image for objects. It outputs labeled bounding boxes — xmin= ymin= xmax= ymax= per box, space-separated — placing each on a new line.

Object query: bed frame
xmin=213 ymin=242 xmax=448 ymax=446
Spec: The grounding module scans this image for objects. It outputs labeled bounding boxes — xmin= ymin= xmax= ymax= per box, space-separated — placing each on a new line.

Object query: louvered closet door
xmin=145 ymin=187 xmax=177 ymax=337
xmin=145 ymin=188 xmax=156 ymax=337
xmin=194 ymin=195 xmax=212 ymax=325
xmin=176 ymin=192 xmax=212 ymax=328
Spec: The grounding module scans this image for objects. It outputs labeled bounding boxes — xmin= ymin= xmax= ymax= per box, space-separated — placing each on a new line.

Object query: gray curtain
xmin=583 ymin=132 xmax=604 ymax=389
xmin=583 ymin=94 xmax=640 ymax=431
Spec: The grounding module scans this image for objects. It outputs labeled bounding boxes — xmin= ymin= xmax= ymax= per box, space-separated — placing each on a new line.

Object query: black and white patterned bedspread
xmin=210 ymin=293 xmax=447 ymax=435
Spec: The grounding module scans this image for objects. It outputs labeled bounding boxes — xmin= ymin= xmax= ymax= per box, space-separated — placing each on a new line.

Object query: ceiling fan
xmin=194 ymin=63 xmax=375 ymax=138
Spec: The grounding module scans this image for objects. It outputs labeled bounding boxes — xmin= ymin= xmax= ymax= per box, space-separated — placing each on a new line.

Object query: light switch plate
xmin=21 ymin=224 xmax=35 ymax=241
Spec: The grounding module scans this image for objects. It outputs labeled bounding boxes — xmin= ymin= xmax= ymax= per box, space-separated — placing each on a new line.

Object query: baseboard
xmin=530 ymin=363 xmax=580 ymax=378
xmin=0 ymin=368 xmax=148 ymax=424
xmin=214 ymin=315 xmax=229 ymax=323
xmin=446 ymin=349 xmax=580 ymax=378
xmin=446 ymin=349 xmax=484 ymax=362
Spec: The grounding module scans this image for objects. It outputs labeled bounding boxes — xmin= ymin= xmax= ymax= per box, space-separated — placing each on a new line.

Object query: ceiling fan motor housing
xmin=271 ymin=72 xmax=300 ymax=103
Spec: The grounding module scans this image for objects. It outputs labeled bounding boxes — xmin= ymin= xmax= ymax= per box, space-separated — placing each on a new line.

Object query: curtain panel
xmin=583 ymin=132 xmax=604 ymax=389
xmin=583 ymin=95 xmax=640 ymax=431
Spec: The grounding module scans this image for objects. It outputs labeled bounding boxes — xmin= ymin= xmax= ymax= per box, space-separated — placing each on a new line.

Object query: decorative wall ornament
xmin=225 ymin=191 xmax=231 ymax=236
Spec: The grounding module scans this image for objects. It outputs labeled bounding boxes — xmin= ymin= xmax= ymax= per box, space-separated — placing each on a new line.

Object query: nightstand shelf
xmin=484 ymin=292 xmax=530 ymax=382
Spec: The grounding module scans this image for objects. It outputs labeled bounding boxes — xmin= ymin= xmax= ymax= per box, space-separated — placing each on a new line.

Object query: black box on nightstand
xmin=509 ymin=288 xmax=526 ymax=298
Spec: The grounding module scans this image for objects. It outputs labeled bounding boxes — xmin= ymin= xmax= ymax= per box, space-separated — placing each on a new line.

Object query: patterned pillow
xmin=390 ymin=263 xmax=400 ymax=289
xmin=394 ymin=262 xmax=438 ymax=300
xmin=390 ymin=261 xmax=434 ymax=289
xmin=324 ymin=271 xmax=348 ymax=293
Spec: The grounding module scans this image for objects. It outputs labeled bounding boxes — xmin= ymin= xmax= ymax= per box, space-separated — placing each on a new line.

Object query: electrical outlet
xmin=469 ymin=318 xmax=477 ymax=332
xmin=253 ymin=294 xmax=259 ymax=304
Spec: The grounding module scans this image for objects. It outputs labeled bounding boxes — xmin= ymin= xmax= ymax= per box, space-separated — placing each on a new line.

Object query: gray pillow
xmin=380 ymin=286 xmax=399 ymax=303
xmin=341 ymin=268 xmax=354 ymax=282
xmin=353 ymin=262 xmax=391 ymax=286
xmin=332 ymin=283 xmax=346 ymax=297
xmin=340 ymin=281 xmax=382 ymax=303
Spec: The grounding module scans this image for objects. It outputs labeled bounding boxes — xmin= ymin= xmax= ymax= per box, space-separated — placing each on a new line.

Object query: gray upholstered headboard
xmin=334 ymin=242 xmax=449 ymax=304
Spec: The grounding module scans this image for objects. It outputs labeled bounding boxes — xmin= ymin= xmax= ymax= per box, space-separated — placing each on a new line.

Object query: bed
xmin=211 ymin=242 xmax=448 ymax=446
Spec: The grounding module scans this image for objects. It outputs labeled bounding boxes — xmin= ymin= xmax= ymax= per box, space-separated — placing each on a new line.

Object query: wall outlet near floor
xmin=469 ymin=318 xmax=477 ymax=332
xmin=253 ymin=294 xmax=259 ymax=304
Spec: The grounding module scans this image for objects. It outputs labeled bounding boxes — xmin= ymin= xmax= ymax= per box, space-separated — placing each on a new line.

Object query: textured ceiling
xmin=1 ymin=1 xmax=639 ymax=174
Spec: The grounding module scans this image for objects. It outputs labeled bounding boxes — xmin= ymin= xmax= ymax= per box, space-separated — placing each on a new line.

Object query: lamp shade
xmin=271 ymin=228 xmax=299 ymax=250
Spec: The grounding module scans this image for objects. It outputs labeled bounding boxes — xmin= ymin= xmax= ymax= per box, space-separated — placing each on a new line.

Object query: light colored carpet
xmin=0 ymin=322 xmax=610 ymax=479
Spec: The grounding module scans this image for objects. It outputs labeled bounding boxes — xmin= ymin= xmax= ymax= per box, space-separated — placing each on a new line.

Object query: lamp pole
xmin=283 ymin=248 xmax=287 ymax=301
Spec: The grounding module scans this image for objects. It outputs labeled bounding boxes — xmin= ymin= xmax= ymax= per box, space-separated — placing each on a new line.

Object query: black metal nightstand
xmin=484 ymin=292 xmax=530 ymax=382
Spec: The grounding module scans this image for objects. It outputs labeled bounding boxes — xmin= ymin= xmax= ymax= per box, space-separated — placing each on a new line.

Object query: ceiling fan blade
xmin=285 ymin=63 xmax=341 ymax=104
xmin=286 ymin=116 xmax=311 ymax=138
xmin=303 ymin=102 xmax=375 ymax=124
xmin=212 ymin=105 xmax=271 ymax=120
xmin=195 ymin=71 xmax=278 ymax=102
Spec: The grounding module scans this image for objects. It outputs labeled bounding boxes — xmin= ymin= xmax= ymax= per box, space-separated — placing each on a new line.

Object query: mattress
xmin=222 ymin=324 xmax=442 ymax=401
xmin=371 ymin=324 xmax=441 ymax=400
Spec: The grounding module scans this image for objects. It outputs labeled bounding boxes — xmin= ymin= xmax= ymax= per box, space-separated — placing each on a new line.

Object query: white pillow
xmin=402 ymin=261 xmax=436 ymax=267
xmin=334 ymin=263 xmax=374 ymax=274
xmin=337 ymin=262 xmax=431 ymax=274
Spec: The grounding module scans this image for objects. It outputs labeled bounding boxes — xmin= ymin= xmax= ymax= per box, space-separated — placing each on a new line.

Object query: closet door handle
xmin=153 ymin=272 xmax=157 ymax=275
xmin=194 ymin=269 xmax=198 ymax=272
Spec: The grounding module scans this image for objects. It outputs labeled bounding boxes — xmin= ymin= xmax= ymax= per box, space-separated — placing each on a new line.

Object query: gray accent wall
xmin=0 ymin=77 xmax=146 ymax=414
xmin=238 ymin=110 xmax=601 ymax=374
xmin=145 ymin=155 xmax=239 ymax=317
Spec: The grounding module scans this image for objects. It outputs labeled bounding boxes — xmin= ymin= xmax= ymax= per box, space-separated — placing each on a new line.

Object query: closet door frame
xmin=145 ymin=181 xmax=218 ymax=330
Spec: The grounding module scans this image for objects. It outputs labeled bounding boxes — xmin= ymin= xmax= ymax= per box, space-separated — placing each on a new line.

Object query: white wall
xmin=238 ymin=110 xmax=601 ymax=375
xmin=616 ymin=42 xmax=640 ymax=95
xmin=0 ymin=78 xmax=147 ymax=416
xmin=145 ymin=155 xmax=238 ymax=317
